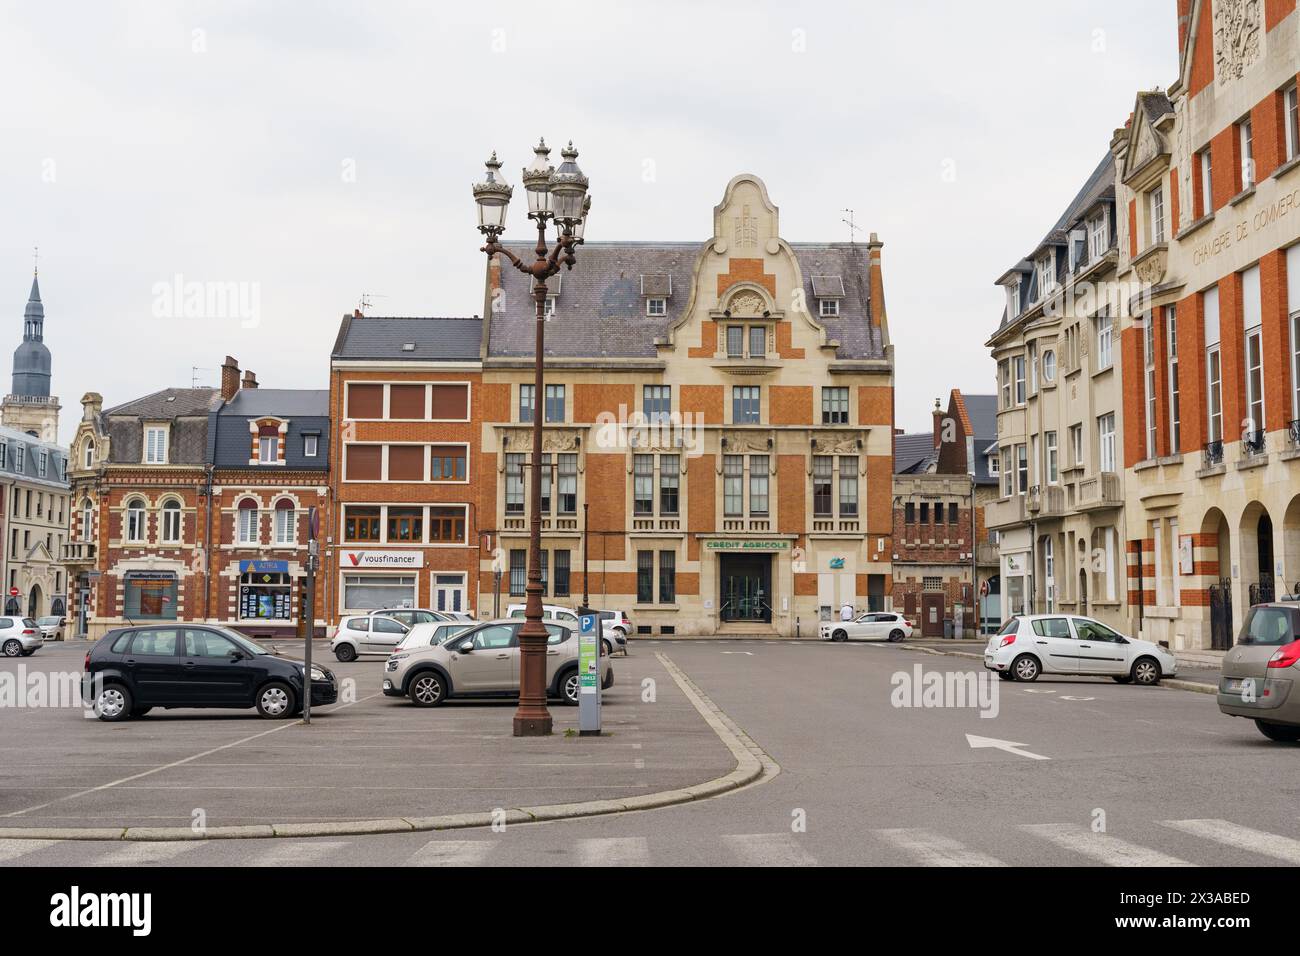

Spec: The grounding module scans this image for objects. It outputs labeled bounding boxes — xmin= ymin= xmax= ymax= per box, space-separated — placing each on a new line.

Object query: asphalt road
xmin=3 ymin=637 xmax=1293 ymax=866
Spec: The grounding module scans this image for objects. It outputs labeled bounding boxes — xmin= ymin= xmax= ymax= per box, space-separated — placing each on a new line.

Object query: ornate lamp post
xmin=473 ymin=139 xmax=589 ymax=736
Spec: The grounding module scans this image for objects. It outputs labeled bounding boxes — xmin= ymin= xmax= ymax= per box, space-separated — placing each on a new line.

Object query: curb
xmin=0 ymin=653 xmax=774 ymax=843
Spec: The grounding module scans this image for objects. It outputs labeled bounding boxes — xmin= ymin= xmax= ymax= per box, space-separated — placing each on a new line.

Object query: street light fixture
xmin=473 ymin=138 xmax=589 ymax=737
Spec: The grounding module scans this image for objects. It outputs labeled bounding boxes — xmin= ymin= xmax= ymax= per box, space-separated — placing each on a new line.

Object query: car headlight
xmin=309 ymin=667 xmax=327 ymax=681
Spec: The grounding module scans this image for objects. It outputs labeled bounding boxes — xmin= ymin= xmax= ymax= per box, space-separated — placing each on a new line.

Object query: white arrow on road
xmin=721 ymin=651 xmax=753 ymax=656
xmin=965 ymin=734 xmax=1050 ymax=761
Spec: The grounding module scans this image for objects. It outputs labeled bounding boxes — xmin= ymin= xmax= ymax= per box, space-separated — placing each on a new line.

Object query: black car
xmin=84 ymin=624 xmax=337 ymax=721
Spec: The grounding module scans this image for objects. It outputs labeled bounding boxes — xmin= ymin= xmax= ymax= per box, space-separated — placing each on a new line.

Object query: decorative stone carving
xmin=542 ymin=430 xmax=581 ymax=452
xmin=812 ymin=432 xmax=862 ymax=455
xmin=728 ymin=290 xmax=766 ymax=317
xmin=722 ymin=432 xmax=772 ymax=454
xmin=1133 ymin=248 xmax=1167 ymax=286
xmin=733 ymin=204 xmax=759 ymax=248
xmin=1214 ymin=0 xmax=1262 ymax=85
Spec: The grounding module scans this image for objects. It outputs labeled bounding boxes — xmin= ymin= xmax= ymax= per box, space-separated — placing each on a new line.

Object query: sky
xmin=0 ymin=0 xmax=1181 ymax=444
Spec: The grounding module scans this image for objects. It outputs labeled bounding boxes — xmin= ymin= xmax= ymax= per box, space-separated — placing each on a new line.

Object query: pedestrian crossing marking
xmin=576 ymin=837 xmax=649 ymax=867
xmin=0 ymin=839 xmax=55 ymax=865
xmin=92 ymin=841 xmax=202 ymax=866
xmin=405 ymin=839 xmax=495 ymax=867
xmin=1161 ymin=819 xmax=1300 ymax=864
xmin=1020 ymin=823 xmax=1194 ymax=867
xmin=720 ymin=833 xmax=817 ymax=867
xmin=874 ymin=828 xmax=1007 ymax=867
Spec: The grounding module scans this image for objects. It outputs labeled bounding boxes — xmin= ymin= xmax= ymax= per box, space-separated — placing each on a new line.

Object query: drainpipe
xmin=201 ymin=463 xmax=214 ymax=622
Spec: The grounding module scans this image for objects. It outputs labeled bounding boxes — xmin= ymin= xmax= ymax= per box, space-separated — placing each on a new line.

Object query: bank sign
xmin=341 ymin=550 xmax=425 ymax=569
xmin=704 ymin=540 xmax=791 ymax=551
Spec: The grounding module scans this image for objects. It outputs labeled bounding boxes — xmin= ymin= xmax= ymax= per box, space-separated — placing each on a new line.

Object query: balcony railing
xmin=60 ymin=541 xmax=97 ymax=563
xmin=1289 ymin=419 xmax=1300 ymax=447
xmin=1243 ymin=430 xmax=1266 ymax=457
xmin=1077 ymin=472 xmax=1121 ymax=511
xmin=1202 ymin=440 xmax=1224 ymax=468
xmin=976 ymin=542 xmax=999 ymax=565
xmin=984 ymin=494 xmax=1027 ymax=530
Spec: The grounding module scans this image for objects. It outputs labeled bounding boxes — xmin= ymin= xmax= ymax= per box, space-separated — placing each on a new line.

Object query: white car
xmin=820 ymin=611 xmax=914 ymax=643
xmin=330 ymin=614 xmax=409 ymax=661
xmin=0 ymin=617 xmax=43 ymax=657
xmin=983 ymin=614 xmax=1178 ymax=684
xmin=395 ymin=620 xmax=476 ymax=652
xmin=505 ymin=603 xmax=627 ymax=656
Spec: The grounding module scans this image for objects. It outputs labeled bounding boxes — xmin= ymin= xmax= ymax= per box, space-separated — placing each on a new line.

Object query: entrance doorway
xmin=921 ymin=593 xmax=944 ymax=637
xmin=433 ymin=573 xmax=467 ymax=614
xmin=719 ymin=553 xmax=772 ymax=623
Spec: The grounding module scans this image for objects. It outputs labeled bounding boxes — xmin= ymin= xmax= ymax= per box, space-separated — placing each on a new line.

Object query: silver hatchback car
xmin=383 ymin=619 xmax=613 ymax=706
xmin=1218 ymin=602 xmax=1300 ymax=742
xmin=0 ymin=617 xmax=43 ymax=657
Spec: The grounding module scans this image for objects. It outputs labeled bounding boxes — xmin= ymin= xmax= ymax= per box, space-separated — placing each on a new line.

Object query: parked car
xmin=1217 ymin=601 xmax=1300 ymax=741
xmin=983 ymin=614 xmax=1177 ymax=684
xmin=36 ymin=616 xmax=65 ymax=642
xmin=85 ymin=624 xmax=337 ymax=721
xmin=383 ymin=618 xmax=613 ymax=707
xmin=330 ymin=614 xmax=409 ymax=661
xmin=370 ymin=608 xmax=448 ymax=629
xmin=395 ymin=620 xmax=476 ymax=652
xmin=505 ymin=604 xmax=626 ymax=656
xmin=0 ymin=617 xmax=43 ymax=657
xmin=821 ymin=611 xmax=913 ymax=643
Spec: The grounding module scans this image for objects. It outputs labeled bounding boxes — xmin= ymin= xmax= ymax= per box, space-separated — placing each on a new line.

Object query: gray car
xmin=1218 ymin=601 xmax=1300 ymax=741
xmin=0 ymin=617 xmax=43 ymax=657
xmin=383 ymin=618 xmax=613 ymax=706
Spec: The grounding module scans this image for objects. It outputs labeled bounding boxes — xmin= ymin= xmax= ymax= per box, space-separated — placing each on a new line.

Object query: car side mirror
xmin=458 ymin=641 xmax=474 ymax=654
xmin=228 ymin=650 xmax=245 ymax=662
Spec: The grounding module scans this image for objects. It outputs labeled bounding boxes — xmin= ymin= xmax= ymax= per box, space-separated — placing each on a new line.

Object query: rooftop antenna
xmin=840 ymin=209 xmax=863 ymax=245
xmin=358 ymin=292 xmax=388 ymax=315
xmin=32 ymin=245 xmax=39 ymax=276
xmin=191 ymin=366 xmax=216 ymax=388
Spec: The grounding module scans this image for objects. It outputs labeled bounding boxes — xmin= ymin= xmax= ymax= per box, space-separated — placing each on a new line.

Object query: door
xmin=1027 ymin=616 xmax=1078 ymax=673
xmin=182 ymin=628 xmax=255 ymax=704
xmin=1209 ymin=579 xmax=1233 ymax=650
xmin=124 ymin=628 xmax=185 ymax=706
xmin=447 ymin=623 xmax=515 ymax=692
xmin=433 ymin=574 xmax=466 ymax=614
xmin=364 ymin=616 xmax=407 ymax=654
xmin=1071 ymin=618 xmax=1129 ymax=674
xmin=921 ymin=594 xmax=945 ymax=637
xmin=719 ymin=554 xmax=772 ymax=623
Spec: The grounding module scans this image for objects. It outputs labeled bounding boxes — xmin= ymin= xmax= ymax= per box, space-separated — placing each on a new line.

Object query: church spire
xmin=13 ymin=263 xmax=51 ymax=398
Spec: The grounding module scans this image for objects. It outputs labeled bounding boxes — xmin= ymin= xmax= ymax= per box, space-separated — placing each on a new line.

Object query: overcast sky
xmin=1 ymin=0 xmax=1179 ymax=443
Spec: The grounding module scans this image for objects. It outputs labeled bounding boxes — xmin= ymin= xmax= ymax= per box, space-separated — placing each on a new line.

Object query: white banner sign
xmin=341 ymin=550 xmax=425 ymax=569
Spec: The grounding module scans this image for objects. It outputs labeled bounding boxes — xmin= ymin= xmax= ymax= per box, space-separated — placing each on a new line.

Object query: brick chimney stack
xmin=220 ymin=356 xmax=240 ymax=401
xmin=242 ymin=370 xmax=258 ymax=390
xmin=932 ymin=398 xmax=944 ymax=449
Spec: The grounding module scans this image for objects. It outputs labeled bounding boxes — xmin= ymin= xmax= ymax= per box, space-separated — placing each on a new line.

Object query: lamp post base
xmin=512 ymin=714 xmax=554 ymax=737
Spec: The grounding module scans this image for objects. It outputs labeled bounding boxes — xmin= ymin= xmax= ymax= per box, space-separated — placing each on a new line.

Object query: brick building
xmin=892 ymin=390 xmax=999 ymax=636
xmin=67 ymin=358 xmax=329 ymax=640
xmin=326 ymin=313 xmax=484 ymax=618
xmin=1111 ymin=0 xmax=1300 ymax=650
xmin=476 ymin=173 xmax=896 ymax=636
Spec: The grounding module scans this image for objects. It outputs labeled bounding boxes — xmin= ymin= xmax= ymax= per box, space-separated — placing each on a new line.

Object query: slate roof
xmin=104 ymin=388 xmax=220 ymax=466
xmin=961 ymin=393 xmax=1000 ymax=485
xmin=0 ymin=422 xmax=69 ymax=490
xmin=894 ymin=433 xmax=936 ymax=474
xmin=488 ymin=241 xmax=885 ymax=361
xmin=212 ymin=389 xmax=330 ymax=471
xmin=332 ymin=315 xmax=483 ymax=362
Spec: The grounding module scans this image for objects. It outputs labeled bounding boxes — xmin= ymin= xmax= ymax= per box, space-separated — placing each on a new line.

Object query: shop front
xmin=123 ymin=571 xmax=179 ymax=620
xmin=337 ymin=549 xmax=425 ymax=614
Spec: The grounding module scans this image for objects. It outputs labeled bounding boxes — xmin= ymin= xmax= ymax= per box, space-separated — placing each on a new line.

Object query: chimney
xmin=1176 ymin=0 xmax=1192 ymax=53
xmin=81 ymin=392 xmax=103 ymax=422
xmin=866 ymin=233 xmax=888 ymax=336
xmin=221 ymin=356 xmax=240 ymax=401
xmin=242 ymin=369 xmax=258 ymax=390
xmin=353 ymin=308 xmax=364 ymax=318
xmin=932 ymin=399 xmax=944 ymax=449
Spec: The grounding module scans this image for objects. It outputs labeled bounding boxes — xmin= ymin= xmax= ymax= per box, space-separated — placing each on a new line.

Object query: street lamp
xmin=473 ymin=138 xmax=589 ymax=737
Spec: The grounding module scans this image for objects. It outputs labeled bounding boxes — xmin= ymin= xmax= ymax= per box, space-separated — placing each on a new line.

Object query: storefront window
xmin=240 ymin=571 xmax=291 ymax=620
xmin=123 ymin=572 xmax=178 ymax=620
xmin=343 ymin=574 xmax=416 ymax=610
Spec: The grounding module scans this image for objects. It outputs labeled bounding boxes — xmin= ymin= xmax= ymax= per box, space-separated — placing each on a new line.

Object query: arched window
xmin=125 ymin=498 xmax=146 ymax=542
xmin=83 ymin=440 xmax=95 ymax=470
xmin=81 ymin=498 xmax=93 ymax=543
xmin=274 ymin=498 xmax=296 ymax=545
xmin=237 ymin=498 xmax=259 ymax=544
xmin=161 ymin=499 xmax=182 ymax=543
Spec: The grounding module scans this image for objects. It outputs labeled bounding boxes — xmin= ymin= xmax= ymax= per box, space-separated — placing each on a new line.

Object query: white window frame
xmin=646 ymin=297 xmax=667 ymax=317
xmin=1290 ymin=245 xmax=1300 ymax=421
xmin=144 ymin=425 xmax=168 ymax=465
xmin=1199 ymin=147 xmax=1213 ymax=216
xmin=1088 ymin=212 xmax=1108 ymax=260
xmin=1045 ymin=430 xmax=1058 ymax=483
xmin=161 ymin=501 xmax=182 ymax=544
xmin=1240 ymin=117 xmax=1254 ymax=189
xmin=126 ymin=500 xmax=146 ymax=542
xmin=1286 ymin=84 xmax=1300 ymax=163
xmin=1149 ymin=185 xmax=1165 ymax=244
xmin=1205 ymin=286 xmax=1223 ymax=443
xmin=1042 ymin=349 xmax=1056 ymax=383
xmin=237 ymin=502 xmax=259 ymax=545
xmin=1098 ymin=414 xmax=1116 ymax=473
xmin=1144 ymin=315 xmax=1157 ymax=459
xmin=1096 ymin=312 xmax=1113 ymax=370
xmin=819 ymin=298 xmax=840 ymax=317
xmin=1013 ymin=356 xmax=1026 ymax=405
xmin=1167 ymin=306 xmax=1180 ymax=452
xmin=1243 ymin=265 xmax=1264 ymax=440
xmin=83 ymin=440 xmax=94 ymax=470
xmin=1037 ymin=253 xmax=1056 ymax=299
xmin=258 ymin=435 xmax=278 ymax=464
xmin=274 ymin=502 xmax=296 ymax=545
xmin=304 ymin=435 xmax=318 ymax=458
xmin=1070 ymin=424 xmax=1084 ymax=468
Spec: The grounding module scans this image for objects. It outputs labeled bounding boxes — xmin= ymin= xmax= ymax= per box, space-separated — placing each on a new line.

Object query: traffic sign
xmin=8 ymin=588 xmax=17 ymax=597
xmin=577 ymin=613 xmax=601 ymax=735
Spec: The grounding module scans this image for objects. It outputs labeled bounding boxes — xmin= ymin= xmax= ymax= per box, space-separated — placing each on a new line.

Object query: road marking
xmin=721 ymin=833 xmax=816 ymax=867
xmin=1 ymin=693 xmax=382 ymax=819
xmin=1020 ymin=824 xmax=1194 ymax=866
xmin=405 ymin=839 xmax=495 ymax=867
xmin=92 ymin=842 xmax=202 ymax=866
xmin=0 ymin=838 xmax=55 ymax=864
xmin=244 ymin=840 xmax=350 ymax=867
xmin=965 ymin=733 xmax=1050 ymax=761
xmin=1059 ymin=696 xmax=1096 ymax=701
xmin=874 ymin=828 xmax=1007 ymax=867
xmin=576 ymin=837 xmax=649 ymax=867
xmin=720 ymin=651 xmax=753 ymax=656
xmin=1161 ymin=819 xmax=1300 ymax=863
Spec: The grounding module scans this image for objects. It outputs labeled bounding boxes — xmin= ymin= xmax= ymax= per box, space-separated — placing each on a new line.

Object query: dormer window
xmin=1148 ymin=185 xmax=1165 ymax=244
xmin=811 ymin=275 xmax=844 ymax=319
xmin=646 ymin=297 xmax=667 ymax=316
xmin=1006 ymin=279 xmax=1021 ymax=320
xmin=83 ymin=440 xmax=94 ymax=470
xmin=259 ymin=434 xmax=278 ymax=463
xmin=640 ymin=274 xmax=672 ymax=317
xmin=252 ymin=420 xmax=286 ymax=465
xmin=544 ymin=296 xmax=557 ymax=318
xmin=1037 ymin=254 xmax=1056 ymax=298
xmin=144 ymin=426 xmax=168 ymax=464
xmin=531 ymin=274 xmax=561 ymax=317
xmin=1088 ymin=213 xmax=1108 ymax=259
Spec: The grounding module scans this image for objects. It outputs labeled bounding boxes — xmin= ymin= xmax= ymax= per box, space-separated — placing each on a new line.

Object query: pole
xmin=303 ymin=507 xmax=319 ymax=724
xmin=513 ymin=230 xmax=554 ymax=736
xmin=581 ymin=501 xmax=590 ymax=615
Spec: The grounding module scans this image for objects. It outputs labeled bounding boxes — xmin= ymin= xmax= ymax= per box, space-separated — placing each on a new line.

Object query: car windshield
xmin=37 ymin=617 xmax=59 ymax=625
xmin=996 ymin=617 xmax=1019 ymax=637
xmin=1238 ymin=607 xmax=1296 ymax=647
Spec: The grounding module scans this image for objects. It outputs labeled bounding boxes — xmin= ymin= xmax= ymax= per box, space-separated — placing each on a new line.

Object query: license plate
xmin=1221 ymin=677 xmax=1254 ymax=695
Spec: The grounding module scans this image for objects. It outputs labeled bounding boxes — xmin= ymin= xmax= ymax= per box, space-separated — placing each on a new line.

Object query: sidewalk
xmin=0 ymin=643 xmax=745 ymax=837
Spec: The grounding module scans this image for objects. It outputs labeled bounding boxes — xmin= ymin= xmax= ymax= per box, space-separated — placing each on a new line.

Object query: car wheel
xmin=888 ymin=629 xmax=905 ymax=643
xmin=998 ymin=672 xmax=1015 ymax=681
xmin=1011 ymin=654 xmax=1040 ymax=682
xmin=1112 ymin=675 xmax=1133 ymax=684
xmin=408 ymin=672 xmax=445 ymax=707
xmin=1131 ymin=657 xmax=1161 ymax=686
xmin=1 ymin=639 xmax=20 ymax=657
xmin=1255 ymin=720 xmax=1300 ymax=742
xmin=560 ymin=669 xmax=580 ymax=705
xmin=832 ymin=629 xmax=848 ymax=642
xmin=94 ymin=684 xmax=132 ymax=722
xmin=601 ymin=638 xmax=613 ymax=656
xmin=256 ymin=681 xmax=296 ymax=719
xmin=334 ymin=643 xmax=358 ymax=663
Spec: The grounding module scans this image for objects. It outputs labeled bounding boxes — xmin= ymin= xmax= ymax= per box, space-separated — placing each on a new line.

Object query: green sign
xmin=704 ymin=540 xmax=791 ymax=551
